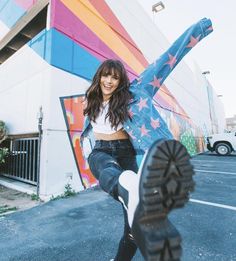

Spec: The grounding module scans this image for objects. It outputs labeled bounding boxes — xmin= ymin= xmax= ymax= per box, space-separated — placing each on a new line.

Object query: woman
xmin=81 ymin=18 xmax=213 ymax=261
xmin=84 ymin=59 xmax=139 ymax=261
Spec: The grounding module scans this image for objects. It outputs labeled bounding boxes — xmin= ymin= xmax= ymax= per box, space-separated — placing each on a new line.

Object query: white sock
xmin=118 ymin=152 xmax=149 ymax=227
xmin=118 ymin=170 xmax=139 ymax=227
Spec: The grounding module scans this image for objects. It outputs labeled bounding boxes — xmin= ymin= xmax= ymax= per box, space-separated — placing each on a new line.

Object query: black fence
xmin=0 ymin=134 xmax=39 ymax=185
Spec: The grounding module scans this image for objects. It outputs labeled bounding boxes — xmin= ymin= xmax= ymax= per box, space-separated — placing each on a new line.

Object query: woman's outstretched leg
xmin=117 ymin=139 xmax=195 ymax=261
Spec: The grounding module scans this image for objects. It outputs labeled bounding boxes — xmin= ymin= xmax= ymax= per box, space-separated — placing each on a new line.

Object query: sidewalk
xmin=0 ymin=184 xmax=41 ymax=215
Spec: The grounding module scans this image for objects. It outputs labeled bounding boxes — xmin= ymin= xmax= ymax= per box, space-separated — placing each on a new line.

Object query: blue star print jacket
xmin=81 ymin=18 xmax=213 ymax=157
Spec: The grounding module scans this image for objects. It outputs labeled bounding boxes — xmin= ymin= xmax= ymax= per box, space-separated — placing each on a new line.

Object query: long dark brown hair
xmin=84 ymin=59 xmax=132 ymax=128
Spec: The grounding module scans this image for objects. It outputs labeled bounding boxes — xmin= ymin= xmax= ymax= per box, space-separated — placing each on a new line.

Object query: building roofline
xmin=0 ymin=0 xmax=49 ymax=51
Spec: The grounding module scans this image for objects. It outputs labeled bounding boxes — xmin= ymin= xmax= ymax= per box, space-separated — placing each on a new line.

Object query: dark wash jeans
xmin=88 ymin=139 xmax=138 ymax=261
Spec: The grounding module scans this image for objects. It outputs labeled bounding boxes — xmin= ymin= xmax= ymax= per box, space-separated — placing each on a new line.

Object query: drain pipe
xmin=36 ymin=106 xmax=43 ymax=197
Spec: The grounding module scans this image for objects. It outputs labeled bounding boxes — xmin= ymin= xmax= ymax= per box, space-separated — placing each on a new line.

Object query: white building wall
xmin=39 ymin=67 xmax=89 ymax=200
xmin=0 ymin=45 xmax=85 ymax=199
xmin=107 ymin=0 xmax=169 ymax=63
xmin=0 ymin=45 xmax=49 ymax=133
xmin=212 ymin=90 xmax=226 ymax=132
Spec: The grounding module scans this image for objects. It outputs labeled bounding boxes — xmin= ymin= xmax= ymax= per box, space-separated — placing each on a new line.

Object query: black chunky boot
xmin=118 ymin=139 xmax=195 ymax=261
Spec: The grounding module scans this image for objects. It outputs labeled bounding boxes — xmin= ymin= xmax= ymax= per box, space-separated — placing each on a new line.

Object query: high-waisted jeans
xmin=88 ymin=139 xmax=138 ymax=261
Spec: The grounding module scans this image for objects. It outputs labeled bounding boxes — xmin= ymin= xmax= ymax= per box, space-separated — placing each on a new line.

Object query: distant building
xmin=226 ymin=115 xmax=236 ymax=131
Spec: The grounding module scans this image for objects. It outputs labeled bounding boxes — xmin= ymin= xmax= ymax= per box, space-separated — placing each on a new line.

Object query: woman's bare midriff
xmin=94 ymin=129 xmax=129 ymax=141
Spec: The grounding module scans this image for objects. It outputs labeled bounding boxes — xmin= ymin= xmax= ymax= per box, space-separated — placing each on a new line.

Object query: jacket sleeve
xmin=130 ymin=18 xmax=213 ymax=97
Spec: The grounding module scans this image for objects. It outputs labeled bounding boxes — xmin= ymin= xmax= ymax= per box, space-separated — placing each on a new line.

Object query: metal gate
xmin=0 ymin=134 xmax=39 ymax=185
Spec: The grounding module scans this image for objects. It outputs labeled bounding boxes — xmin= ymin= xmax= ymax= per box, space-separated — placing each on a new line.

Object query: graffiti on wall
xmin=153 ymin=84 xmax=205 ymax=156
xmin=60 ymin=95 xmax=97 ymax=189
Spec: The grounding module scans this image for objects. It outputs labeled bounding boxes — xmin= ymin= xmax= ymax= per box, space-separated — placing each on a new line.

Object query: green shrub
xmin=0 ymin=121 xmax=8 ymax=164
xmin=0 ymin=148 xmax=8 ymax=164
xmin=50 ymin=184 xmax=76 ymax=201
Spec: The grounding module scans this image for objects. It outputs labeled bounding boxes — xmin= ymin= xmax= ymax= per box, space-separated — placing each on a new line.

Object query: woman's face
xmin=100 ymin=70 xmax=120 ymax=101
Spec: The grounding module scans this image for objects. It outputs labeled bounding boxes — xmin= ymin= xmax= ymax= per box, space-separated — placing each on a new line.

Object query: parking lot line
xmin=190 ymin=198 xmax=236 ymax=211
xmin=194 ymin=169 xmax=236 ymax=175
xmin=191 ymin=159 xmax=235 ymax=164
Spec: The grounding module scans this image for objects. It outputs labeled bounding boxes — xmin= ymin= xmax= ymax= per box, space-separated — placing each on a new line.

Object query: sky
xmin=137 ymin=0 xmax=236 ymax=118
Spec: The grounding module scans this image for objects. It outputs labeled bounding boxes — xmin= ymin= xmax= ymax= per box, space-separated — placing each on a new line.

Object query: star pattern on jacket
xmin=137 ymin=97 xmax=148 ymax=111
xmin=140 ymin=124 xmax=150 ymax=137
xmin=165 ymin=53 xmax=177 ymax=69
xmin=150 ymin=75 xmax=162 ymax=89
xmin=151 ymin=117 xmax=161 ymax=129
xmin=186 ymin=35 xmax=201 ymax=48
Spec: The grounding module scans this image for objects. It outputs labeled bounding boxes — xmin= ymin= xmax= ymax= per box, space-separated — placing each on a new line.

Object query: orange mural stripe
xmin=73 ymin=134 xmax=97 ymax=186
xmin=60 ymin=0 xmax=145 ymax=74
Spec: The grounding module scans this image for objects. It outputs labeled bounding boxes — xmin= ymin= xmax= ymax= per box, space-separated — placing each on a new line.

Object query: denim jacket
xmin=81 ymin=18 xmax=213 ymax=157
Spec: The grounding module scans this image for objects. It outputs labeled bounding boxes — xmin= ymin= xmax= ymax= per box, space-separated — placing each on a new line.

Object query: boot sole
xmin=133 ymin=139 xmax=195 ymax=261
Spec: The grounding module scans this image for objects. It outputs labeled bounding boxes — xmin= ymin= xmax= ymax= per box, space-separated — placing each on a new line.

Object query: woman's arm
xmin=130 ymin=18 xmax=213 ymax=97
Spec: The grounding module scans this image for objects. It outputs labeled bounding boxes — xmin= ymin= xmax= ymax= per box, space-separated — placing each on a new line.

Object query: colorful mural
xmin=153 ymin=84 xmax=205 ymax=155
xmin=60 ymin=95 xmax=97 ymax=188
xmin=50 ymin=0 xmax=148 ymax=78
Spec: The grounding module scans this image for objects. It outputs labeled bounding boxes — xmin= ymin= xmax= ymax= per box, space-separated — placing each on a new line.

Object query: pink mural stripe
xmin=14 ymin=0 xmax=37 ymax=10
xmin=51 ymin=0 xmax=138 ymax=80
xmin=88 ymin=0 xmax=149 ymax=68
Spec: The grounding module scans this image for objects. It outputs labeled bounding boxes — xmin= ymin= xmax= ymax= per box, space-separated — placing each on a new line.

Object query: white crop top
xmin=91 ymin=101 xmax=123 ymax=134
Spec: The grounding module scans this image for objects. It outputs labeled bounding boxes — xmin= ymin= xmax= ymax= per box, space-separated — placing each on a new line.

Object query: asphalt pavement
xmin=0 ymin=152 xmax=236 ymax=261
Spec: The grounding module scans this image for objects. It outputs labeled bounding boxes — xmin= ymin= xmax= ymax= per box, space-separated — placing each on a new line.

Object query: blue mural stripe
xmin=0 ymin=0 xmax=26 ymax=28
xmin=29 ymin=28 xmax=101 ymax=81
xmin=0 ymin=0 xmax=9 ymax=12
xmin=28 ymin=29 xmax=47 ymax=58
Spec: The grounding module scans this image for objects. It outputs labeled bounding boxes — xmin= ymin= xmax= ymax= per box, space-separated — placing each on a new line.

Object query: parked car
xmin=206 ymin=131 xmax=236 ymax=155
